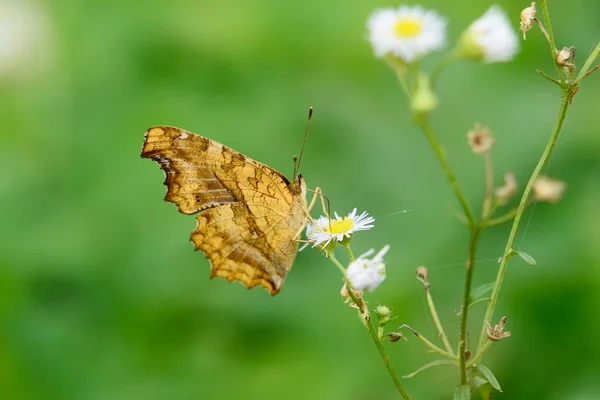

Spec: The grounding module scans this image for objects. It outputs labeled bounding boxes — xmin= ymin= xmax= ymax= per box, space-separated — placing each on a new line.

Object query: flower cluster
xmin=306 ymin=208 xmax=389 ymax=291
xmin=367 ymin=4 xmax=519 ymax=64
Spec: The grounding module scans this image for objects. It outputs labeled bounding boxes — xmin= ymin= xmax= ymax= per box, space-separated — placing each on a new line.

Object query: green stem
xmin=400 ymin=325 xmax=456 ymax=360
xmin=467 ymin=340 xmax=492 ymax=367
xmin=576 ymin=42 xmax=600 ymax=82
xmin=424 ymin=285 xmax=454 ymax=355
xmin=487 ymin=209 xmax=518 ymax=227
xmin=416 ymin=117 xmax=476 ymax=226
xmin=539 ymin=0 xmax=564 ymax=79
xmin=476 ymin=88 xmax=572 ymax=352
xmin=458 ymin=227 xmax=482 ymax=385
xmin=329 ymin=255 xmax=411 ymax=399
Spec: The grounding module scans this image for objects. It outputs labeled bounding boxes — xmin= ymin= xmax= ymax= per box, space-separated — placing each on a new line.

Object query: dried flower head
xmin=467 ymin=123 xmax=494 ymax=154
xmin=367 ymin=5 xmax=447 ymax=63
xmin=388 ymin=332 xmax=406 ymax=342
xmin=341 ymin=283 xmax=369 ymax=320
xmin=520 ymin=2 xmax=536 ymax=40
xmin=486 ymin=316 xmax=511 ymax=341
xmin=415 ymin=266 xmax=429 ymax=282
xmin=495 ymin=172 xmax=518 ymax=205
xmin=533 ymin=176 xmax=566 ymax=203
xmin=557 ymin=46 xmax=575 ymax=69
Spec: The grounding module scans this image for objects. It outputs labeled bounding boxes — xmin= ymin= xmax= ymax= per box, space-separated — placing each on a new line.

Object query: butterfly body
xmin=141 ymin=126 xmax=307 ymax=294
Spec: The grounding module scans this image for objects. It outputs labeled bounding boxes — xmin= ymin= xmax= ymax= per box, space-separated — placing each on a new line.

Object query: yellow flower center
xmin=327 ymin=217 xmax=354 ymax=234
xmin=394 ymin=18 xmax=422 ymax=38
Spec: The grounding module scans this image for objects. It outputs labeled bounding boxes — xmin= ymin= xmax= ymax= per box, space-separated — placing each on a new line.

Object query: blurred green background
xmin=1 ymin=0 xmax=599 ymax=399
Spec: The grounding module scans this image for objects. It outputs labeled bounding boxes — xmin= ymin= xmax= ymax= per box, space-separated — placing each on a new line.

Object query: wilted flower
xmin=556 ymin=46 xmax=575 ymax=69
xmin=367 ymin=5 xmax=447 ymax=63
xmin=307 ymin=208 xmax=374 ymax=248
xmin=532 ymin=176 xmax=566 ymax=203
xmin=346 ymin=245 xmax=390 ymax=291
xmin=457 ymin=5 xmax=519 ymax=63
xmin=467 ymin=123 xmax=494 ymax=154
xmin=415 ymin=266 xmax=429 ymax=282
xmin=486 ymin=316 xmax=511 ymax=341
xmin=520 ymin=2 xmax=536 ymax=39
xmin=495 ymin=172 xmax=518 ymax=205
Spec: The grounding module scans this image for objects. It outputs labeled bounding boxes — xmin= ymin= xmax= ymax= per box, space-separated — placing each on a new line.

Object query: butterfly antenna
xmin=293 ymin=106 xmax=313 ymax=180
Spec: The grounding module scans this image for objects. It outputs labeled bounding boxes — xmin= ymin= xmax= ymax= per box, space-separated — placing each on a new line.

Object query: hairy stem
xmin=458 ymin=227 xmax=482 ymax=385
xmin=477 ymin=88 xmax=572 ymax=352
xmin=329 ymin=255 xmax=411 ymax=399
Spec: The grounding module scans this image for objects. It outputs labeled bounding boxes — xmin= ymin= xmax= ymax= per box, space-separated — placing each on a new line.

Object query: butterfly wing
xmin=141 ymin=126 xmax=307 ymax=294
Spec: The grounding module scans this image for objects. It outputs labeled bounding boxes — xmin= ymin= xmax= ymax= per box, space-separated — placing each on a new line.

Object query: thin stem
xmin=539 ymin=0 xmax=564 ymax=79
xmin=329 ymin=254 xmax=348 ymax=276
xmin=329 ymin=255 xmax=411 ymax=399
xmin=458 ymin=227 xmax=482 ymax=385
xmin=575 ymin=42 xmax=600 ymax=82
xmin=537 ymin=69 xmax=561 ymax=86
xmin=365 ymin=320 xmax=411 ymax=399
xmin=477 ymin=88 xmax=572 ymax=351
xmin=481 ymin=150 xmax=494 ymax=217
xmin=423 ymin=285 xmax=454 ymax=355
xmin=416 ymin=117 xmax=476 ymax=226
xmin=484 ymin=151 xmax=494 ymax=200
xmin=343 ymin=242 xmax=356 ymax=261
xmin=399 ymin=325 xmax=456 ymax=360
xmin=467 ymin=340 xmax=492 ymax=367
xmin=486 ymin=208 xmax=518 ymax=227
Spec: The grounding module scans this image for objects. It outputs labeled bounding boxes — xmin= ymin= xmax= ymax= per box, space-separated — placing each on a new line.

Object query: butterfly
xmin=141 ymin=125 xmax=308 ymax=295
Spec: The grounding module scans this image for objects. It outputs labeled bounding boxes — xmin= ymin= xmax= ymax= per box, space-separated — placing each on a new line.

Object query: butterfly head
xmin=289 ymin=173 xmax=306 ymax=198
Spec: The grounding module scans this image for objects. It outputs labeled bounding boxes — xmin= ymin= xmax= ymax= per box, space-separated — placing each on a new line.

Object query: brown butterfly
xmin=141 ymin=125 xmax=309 ymax=294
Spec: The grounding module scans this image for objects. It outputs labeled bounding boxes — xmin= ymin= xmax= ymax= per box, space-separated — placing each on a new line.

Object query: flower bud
xmin=410 ymin=73 xmax=437 ymax=114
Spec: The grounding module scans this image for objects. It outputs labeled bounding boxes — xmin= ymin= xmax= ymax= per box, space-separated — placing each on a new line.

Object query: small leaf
xmin=472 ymin=376 xmax=488 ymax=389
xmin=478 ymin=365 xmax=502 ymax=392
xmin=468 ymin=282 xmax=495 ymax=303
xmin=515 ymin=250 xmax=537 ymax=265
xmin=402 ymin=359 xmax=455 ymax=378
xmin=453 ymin=385 xmax=471 ymax=400
xmin=457 ymin=298 xmax=490 ymax=316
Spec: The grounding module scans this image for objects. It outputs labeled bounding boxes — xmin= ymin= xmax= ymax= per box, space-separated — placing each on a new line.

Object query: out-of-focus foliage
xmin=1 ymin=0 xmax=599 ymax=399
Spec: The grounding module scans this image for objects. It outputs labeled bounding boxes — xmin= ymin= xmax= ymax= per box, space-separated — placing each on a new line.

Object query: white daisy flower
xmin=367 ymin=5 xmax=447 ymax=63
xmin=346 ymin=245 xmax=390 ymax=291
xmin=307 ymin=208 xmax=375 ymax=248
xmin=457 ymin=5 xmax=519 ymax=63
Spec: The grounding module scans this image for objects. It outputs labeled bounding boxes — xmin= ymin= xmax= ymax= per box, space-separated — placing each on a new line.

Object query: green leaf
xmin=456 ymin=282 xmax=495 ymax=316
xmin=515 ymin=250 xmax=537 ymax=265
xmin=453 ymin=385 xmax=471 ymax=400
xmin=478 ymin=365 xmax=502 ymax=392
xmin=469 ymin=282 xmax=495 ymax=303
xmin=402 ymin=359 xmax=455 ymax=378
xmin=472 ymin=376 xmax=488 ymax=389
